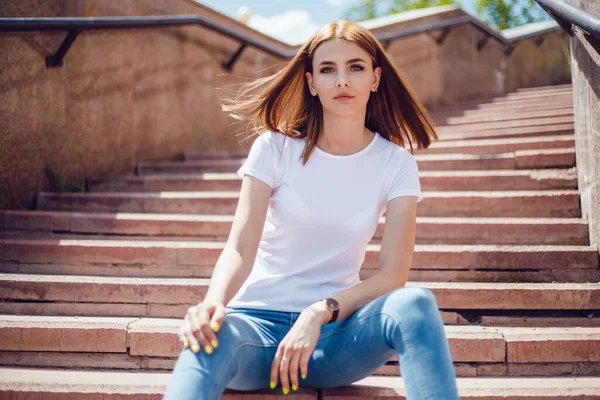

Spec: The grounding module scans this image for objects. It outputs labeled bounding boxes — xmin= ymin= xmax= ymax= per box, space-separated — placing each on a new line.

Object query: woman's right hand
xmin=178 ymin=300 xmax=227 ymax=354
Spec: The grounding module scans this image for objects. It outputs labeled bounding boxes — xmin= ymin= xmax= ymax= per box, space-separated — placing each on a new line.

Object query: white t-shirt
xmin=226 ymin=130 xmax=423 ymax=312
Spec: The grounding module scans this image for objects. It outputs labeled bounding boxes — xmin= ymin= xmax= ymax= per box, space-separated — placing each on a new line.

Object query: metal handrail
xmin=0 ymin=15 xmax=296 ymax=68
xmin=536 ymin=0 xmax=600 ymax=51
xmin=0 ymin=9 xmax=568 ymax=69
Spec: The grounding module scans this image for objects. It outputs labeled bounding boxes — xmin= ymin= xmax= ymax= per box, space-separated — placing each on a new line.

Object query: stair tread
xmin=1 ymin=367 xmax=599 ymax=397
xmin=3 ymin=273 xmax=599 ymax=289
xmin=0 ymin=209 xmax=589 ymax=223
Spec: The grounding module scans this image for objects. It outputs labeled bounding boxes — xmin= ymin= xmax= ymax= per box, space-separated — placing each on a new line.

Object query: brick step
xmin=1 ymin=238 xmax=595 ymax=272
xmin=415 ymin=136 xmax=574 ymax=155
xmin=437 ymin=123 xmax=573 ymax=142
xmin=463 ymin=101 xmax=573 ymax=115
xmin=418 ymin=150 xmax=573 ymax=172
xmin=502 ymin=89 xmax=573 ymax=100
xmin=473 ymin=95 xmax=572 ymax=111
xmin=437 ymin=90 xmax=572 ymax=108
xmin=490 ymin=91 xmax=572 ymax=103
xmin=86 ymin=169 xmax=578 ymax=193
xmin=435 ymin=93 xmax=572 ymax=111
xmin=0 ymin=212 xmax=589 ymax=245
xmin=430 ymin=108 xmax=572 ymax=128
xmin=2 ymin=274 xmax=600 ymax=312
xmin=515 ymin=84 xmax=572 ymax=93
xmin=436 ymin=116 xmax=573 ymax=134
xmin=184 ymin=140 xmax=575 ymax=170
xmin=180 ymin=147 xmax=575 ymax=170
xmin=428 ymin=99 xmax=572 ymax=117
xmin=2 ymin=287 xmax=599 ymax=325
xmin=1 ymin=316 xmax=600 ymax=374
xmin=181 ymin=135 xmax=574 ymax=164
xmin=36 ymin=190 xmax=581 ymax=217
xmin=0 ymin=368 xmax=597 ymax=399
xmin=4 ymin=260 xmax=600 ymax=283
xmin=445 ymin=109 xmax=573 ymax=125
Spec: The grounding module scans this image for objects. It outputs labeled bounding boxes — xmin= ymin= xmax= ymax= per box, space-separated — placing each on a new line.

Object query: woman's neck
xmin=316 ymin=112 xmax=373 ymax=156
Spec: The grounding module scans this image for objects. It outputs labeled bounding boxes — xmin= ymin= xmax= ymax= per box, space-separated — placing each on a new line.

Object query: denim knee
xmin=382 ymin=287 xmax=439 ymax=322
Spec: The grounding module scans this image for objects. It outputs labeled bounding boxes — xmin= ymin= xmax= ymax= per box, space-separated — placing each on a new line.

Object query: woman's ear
xmin=373 ymin=66 xmax=382 ymax=89
xmin=306 ymin=72 xmax=316 ymax=96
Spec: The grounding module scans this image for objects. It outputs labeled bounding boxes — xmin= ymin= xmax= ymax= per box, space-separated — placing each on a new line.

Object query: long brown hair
xmin=220 ymin=19 xmax=438 ymax=165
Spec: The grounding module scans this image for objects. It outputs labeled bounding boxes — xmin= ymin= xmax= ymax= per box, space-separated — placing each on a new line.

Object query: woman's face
xmin=306 ymin=39 xmax=381 ymax=116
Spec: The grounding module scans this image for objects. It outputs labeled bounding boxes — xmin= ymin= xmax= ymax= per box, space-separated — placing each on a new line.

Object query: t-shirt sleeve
xmin=237 ymin=132 xmax=277 ymax=189
xmin=386 ymin=151 xmax=424 ymax=203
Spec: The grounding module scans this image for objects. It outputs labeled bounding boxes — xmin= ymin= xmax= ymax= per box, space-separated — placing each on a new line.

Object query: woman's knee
xmin=383 ymin=287 xmax=439 ymax=320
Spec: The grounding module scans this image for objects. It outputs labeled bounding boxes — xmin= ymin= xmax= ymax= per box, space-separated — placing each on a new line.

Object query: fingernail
xmin=183 ymin=341 xmax=189 ymax=348
xmin=292 ymin=384 xmax=297 ymax=391
xmin=204 ymin=345 xmax=213 ymax=355
xmin=191 ymin=344 xmax=199 ymax=353
xmin=282 ymin=388 xmax=288 ymax=395
xmin=270 ymin=381 xmax=275 ymax=389
xmin=210 ymin=339 xmax=218 ymax=348
xmin=302 ymin=373 xmax=306 ymax=379
xmin=211 ymin=322 xmax=220 ymax=332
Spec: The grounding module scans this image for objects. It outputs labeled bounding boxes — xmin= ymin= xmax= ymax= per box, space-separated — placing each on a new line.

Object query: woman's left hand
xmin=269 ymin=306 xmax=328 ymax=394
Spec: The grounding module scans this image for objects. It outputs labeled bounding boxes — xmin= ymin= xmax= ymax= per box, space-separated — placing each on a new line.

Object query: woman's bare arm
xmin=203 ymin=175 xmax=272 ymax=304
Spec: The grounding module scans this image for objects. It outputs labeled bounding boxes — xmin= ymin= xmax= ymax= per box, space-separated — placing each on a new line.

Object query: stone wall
xmin=0 ymin=0 xmax=287 ymax=209
xmin=0 ymin=1 xmax=571 ymax=210
xmin=570 ymin=0 xmax=600 ymax=249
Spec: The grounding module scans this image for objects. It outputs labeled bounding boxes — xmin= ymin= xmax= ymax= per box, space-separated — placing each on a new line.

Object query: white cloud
xmin=247 ymin=10 xmax=320 ymax=45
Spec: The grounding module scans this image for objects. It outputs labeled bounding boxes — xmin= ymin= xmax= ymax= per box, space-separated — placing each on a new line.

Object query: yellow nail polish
xmin=282 ymin=388 xmax=288 ymax=395
xmin=292 ymin=384 xmax=297 ymax=391
xmin=211 ymin=322 xmax=220 ymax=332
xmin=302 ymin=373 xmax=306 ymax=379
xmin=270 ymin=381 xmax=275 ymax=389
xmin=211 ymin=339 xmax=218 ymax=348
xmin=204 ymin=345 xmax=213 ymax=355
xmin=183 ymin=341 xmax=189 ymax=348
xmin=191 ymin=344 xmax=199 ymax=353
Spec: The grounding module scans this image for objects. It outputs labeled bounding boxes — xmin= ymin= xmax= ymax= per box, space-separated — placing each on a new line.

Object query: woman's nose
xmin=336 ymin=71 xmax=349 ymax=87
xmin=336 ymin=79 xmax=349 ymax=87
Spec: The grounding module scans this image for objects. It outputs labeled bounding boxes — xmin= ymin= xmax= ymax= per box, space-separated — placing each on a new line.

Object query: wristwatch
xmin=321 ymin=297 xmax=339 ymax=323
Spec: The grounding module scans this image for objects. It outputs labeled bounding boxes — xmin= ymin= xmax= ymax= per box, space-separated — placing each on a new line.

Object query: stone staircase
xmin=1 ymin=83 xmax=600 ymax=398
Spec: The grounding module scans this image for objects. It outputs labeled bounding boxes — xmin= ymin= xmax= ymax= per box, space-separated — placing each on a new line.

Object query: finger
xmin=196 ymin=306 xmax=215 ymax=354
xmin=270 ymin=348 xmax=282 ymax=390
xmin=182 ymin=314 xmax=198 ymax=351
xmin=288 ymin=350 xmax=302 ymax=391
xmin=299 ymin=350 xmax=310 ymax=381
xmin=279 ymin=350 xmax=291 ymax=395
xmin=187 ymin=309 xmax=208 ymax=354
xmin=200 ymin=306 xmax=219 ymax=352
xmin=177 ymin=330 xmax=189 ymax=349
xmin=210 ymin=304 xmax=227 ymax=333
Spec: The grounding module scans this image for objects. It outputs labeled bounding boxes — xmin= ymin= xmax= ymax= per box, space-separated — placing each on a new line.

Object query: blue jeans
xmin=162 ymin=287 xmax=460 ymax=399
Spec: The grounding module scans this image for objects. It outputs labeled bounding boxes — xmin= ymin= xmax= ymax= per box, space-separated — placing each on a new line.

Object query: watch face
xmin=326 ymin=298 xmax=339 ymax=311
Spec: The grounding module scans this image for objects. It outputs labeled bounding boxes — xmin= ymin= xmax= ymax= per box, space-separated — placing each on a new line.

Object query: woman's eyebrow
xmin=318 ymin=58 xmax=366 ymax=66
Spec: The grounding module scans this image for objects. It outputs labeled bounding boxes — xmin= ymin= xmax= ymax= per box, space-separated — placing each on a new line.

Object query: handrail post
xmin=46 ymin=30 xmax=80 ymax=67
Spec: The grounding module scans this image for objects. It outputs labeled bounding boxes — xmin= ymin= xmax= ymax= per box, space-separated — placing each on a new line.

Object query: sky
xmin=195 ymin=0 xmax=481 ymax=45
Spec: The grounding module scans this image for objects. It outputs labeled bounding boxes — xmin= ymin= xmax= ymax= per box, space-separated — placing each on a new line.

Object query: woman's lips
xmin=334 ymin=96 xmax=353 ymax=101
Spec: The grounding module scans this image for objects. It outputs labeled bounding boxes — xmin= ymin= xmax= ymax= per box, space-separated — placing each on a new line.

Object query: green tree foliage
xmin=343 ymin=0 xmax=551 ymax=29
xmin=344 ymin=0 xmax=455 ymax=22
xmin=476 ymin=0 xmax=551 ymax=30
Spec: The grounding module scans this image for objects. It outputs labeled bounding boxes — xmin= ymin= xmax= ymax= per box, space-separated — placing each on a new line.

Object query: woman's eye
xmin=319 ymin=65 xmax=364 ymax=73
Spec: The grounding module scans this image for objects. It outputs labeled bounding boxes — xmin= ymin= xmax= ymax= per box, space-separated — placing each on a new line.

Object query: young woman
xmin=163 ymin=19 xmax=459 ymax=400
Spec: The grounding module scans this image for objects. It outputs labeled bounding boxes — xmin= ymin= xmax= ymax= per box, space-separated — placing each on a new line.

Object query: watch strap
xmin=322 ymin=297 xmax=339 ymax=323
xmin=328 ymin=307 xmax=339 ymax=323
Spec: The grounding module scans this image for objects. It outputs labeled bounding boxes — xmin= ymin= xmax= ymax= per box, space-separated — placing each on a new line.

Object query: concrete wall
xmin=570 ymin=0 xmax=600 ymax=249
xmin=0 ymin=0 xmax=288 ymax=209
xmin=0 ymin=1 xmax=571 ymax=210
